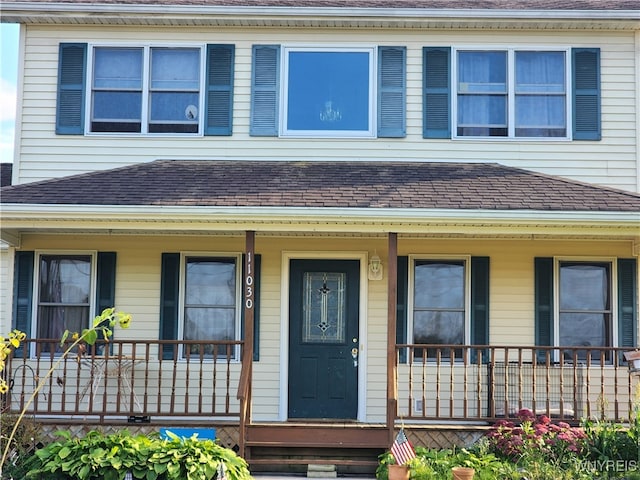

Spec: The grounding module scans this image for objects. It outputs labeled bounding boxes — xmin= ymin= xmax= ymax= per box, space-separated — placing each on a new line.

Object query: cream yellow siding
xmin=12 ymin=25 xmax=639 ymax=193
xmin=0 ymin=246 xmax=14 ymax=334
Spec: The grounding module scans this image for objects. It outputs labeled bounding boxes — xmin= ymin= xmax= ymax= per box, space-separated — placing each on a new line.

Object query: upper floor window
xmin=282 ymin=47 xmax=374 ymax=137
xmin=423 ymin=47 xmax=600 ymax=141
xmin=56 ymin=43 xmax=234 ymax=136
xmin=251 ymin=45 xmax=406 ymax=138
xmin=91 ymin=46 xmax=201 ymax=134
xmin=455 ymin=49 xmax=567 ymax=138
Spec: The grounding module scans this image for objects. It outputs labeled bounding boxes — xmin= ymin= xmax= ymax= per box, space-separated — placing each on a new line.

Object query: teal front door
xmin=288 ymin=259 xmax=360 ymax=420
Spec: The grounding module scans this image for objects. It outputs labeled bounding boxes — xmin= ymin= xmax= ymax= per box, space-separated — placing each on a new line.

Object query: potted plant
xmin=451 ymin=466 xmax=475 ymax=480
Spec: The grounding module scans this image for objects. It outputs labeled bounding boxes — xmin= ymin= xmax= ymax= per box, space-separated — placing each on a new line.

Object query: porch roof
xmin=1 ymin=161 xmax=638 ymax=246
xmin=2 ymin=160 xmax=639 ymax=212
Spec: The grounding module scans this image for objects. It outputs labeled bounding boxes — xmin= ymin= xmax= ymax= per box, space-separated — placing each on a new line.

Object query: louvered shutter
xmin=377 ymin=46 xmax=406 ymax=138
xmin=423 ymin=47 xmax=451 ymax=139
xmin=56 ymin=43 xmax=87 ymax=134
xmin=95 ymin=252 xmax=117 ymax=316
xmin=572 ymin=48 xmax=601 ymax=140
xmin=396 ymin=256 xmax=409 ymax=363
xmin=160 ymin=253 xmax=180 ymax=360
xmin=618 ymin=259 xmax=637 ymax=349
xmin=250 ymin=45 xmax=280 ymax=136
xmin=471 ymin=257 xmax=490 ymax=363
xmin=534 ymin=258 xmax=554 ymax=362
xmin=204 ymin=44 xmax=234 ymax=136
xmin=12 ymin=251 xmax=34 ymax=356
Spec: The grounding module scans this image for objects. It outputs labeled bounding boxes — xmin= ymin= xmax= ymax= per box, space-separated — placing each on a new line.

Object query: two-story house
xmin=1 ymin=0 xmax=639 ymax=472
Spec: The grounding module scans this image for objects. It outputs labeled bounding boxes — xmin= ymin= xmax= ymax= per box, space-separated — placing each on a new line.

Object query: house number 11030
xmin=245 ymin=253 xmax=254 ymax=310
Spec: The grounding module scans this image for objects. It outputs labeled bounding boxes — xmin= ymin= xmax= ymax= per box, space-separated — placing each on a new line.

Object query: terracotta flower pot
xmin=388 ymin=464 xmax=410 ymax=480
xmin=451 ymin=466 xmax=475 ymax=480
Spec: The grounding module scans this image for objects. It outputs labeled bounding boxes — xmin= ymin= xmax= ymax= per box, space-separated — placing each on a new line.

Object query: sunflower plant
xmin=0 ymin=308 xmax=131 ymax=476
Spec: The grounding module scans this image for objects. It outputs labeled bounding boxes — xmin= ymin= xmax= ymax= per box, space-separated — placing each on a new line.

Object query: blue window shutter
xmin=13 ymin=251 xmax=34 ymax=356
xmin=618 ymin=258 xmax=637 ymax=349
xmin=572 ymin=48 xmax=601 ymax=140
xmin=56 ymin=43 xmax=87 ymax=135
xmin=396 ymin=256 xmax=408 ymax=363
xmin=250 ymin=45 xmax=280 ymax=136
xmin=377 ymin=46 xmax=406 ymax=138
xmin=160 ymin=253 xmax=180 ymax=360
xmin=471 ymin=257 xmax=490 ymax=363
xmin=205 ymin=44 xmax=234 ymax=136
xmin=95 ymin=252 xmax=117 ymax=316
xmin=241 ymin=254 xmax=261 ymax=361
xmin=423 ymin=47 xmax=451 ymax=139
xmin=535 ymin=258 xmax=554 ymax=362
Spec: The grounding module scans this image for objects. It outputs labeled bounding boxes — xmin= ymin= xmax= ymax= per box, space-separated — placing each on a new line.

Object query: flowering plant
xmin=484 ymin=408 xmax=587 ymax=466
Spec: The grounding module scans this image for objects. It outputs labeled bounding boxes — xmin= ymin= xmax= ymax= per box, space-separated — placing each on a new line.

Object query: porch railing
xmin=395 ymin=344 xmax=639 ymax=424
xmin=3 ymin=341 xmax=638 ymax=426
xmin=3 ymin=339 xmax=245 ymax=423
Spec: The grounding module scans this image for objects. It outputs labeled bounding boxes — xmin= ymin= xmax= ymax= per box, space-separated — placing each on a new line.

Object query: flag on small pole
xmin=390 ymin=429 xmax=416 ymax=466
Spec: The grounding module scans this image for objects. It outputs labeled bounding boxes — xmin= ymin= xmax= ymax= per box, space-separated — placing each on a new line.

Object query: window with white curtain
xmin=411 ymin=260 xmax=468 ymax=359
xmin=456 ymin=49 xmax=567 ymax=138
xmin=36 ymin=254 xmax=93 ymax=351
xmin=558 ymin=261 xmax=612 ymax=361
xmin=182 ymin=256 xmax=240 ymax=358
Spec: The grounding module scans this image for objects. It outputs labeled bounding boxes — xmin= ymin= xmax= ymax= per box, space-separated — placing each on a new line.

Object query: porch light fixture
xmin=623 ymin=350 xmax=640 ymax=375
xmin=368 ymin=253 xmax=383 ymax=281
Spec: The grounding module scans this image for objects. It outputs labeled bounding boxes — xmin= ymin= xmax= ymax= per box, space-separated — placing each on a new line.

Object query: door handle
xmin=351 ymin=347 xmax=358 ymax=367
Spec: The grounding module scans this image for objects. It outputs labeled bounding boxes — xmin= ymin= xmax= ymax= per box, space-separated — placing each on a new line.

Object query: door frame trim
xmin=279 ymin=251 xmax=369 ymax=422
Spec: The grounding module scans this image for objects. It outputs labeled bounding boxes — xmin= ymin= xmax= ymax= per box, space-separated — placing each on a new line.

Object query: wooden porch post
xmin=387 ymin=232 xmax=398 ymax=444
xmin=238 ymin=230 xmax=255 ymax=457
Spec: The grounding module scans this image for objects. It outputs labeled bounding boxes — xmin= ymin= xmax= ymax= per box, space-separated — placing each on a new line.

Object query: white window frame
xmin=177 ymin=253 xmax=243 ymax=362
xmin=31 ymin=251 xmax=97 ymax=357
xmin=279 ymin=45 xmax=377 ymax=139
xmin=452 ymin=46 xmax=572 ymax=141
xmin=552 ymin=256 xmax=618 ymax=363
xmin=85 ymin=43 xmax=206 ymax=136
xmin=407 ymin=255 xmax=471 ymax=361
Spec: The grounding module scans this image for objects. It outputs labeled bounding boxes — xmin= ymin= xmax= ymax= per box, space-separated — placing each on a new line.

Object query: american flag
xmin=390 ymin=429 xmax=416 ymax=466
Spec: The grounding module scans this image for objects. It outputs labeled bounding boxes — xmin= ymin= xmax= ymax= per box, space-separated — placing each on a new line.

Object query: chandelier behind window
xmin=319 ymin=100 xmax=342 ymax=123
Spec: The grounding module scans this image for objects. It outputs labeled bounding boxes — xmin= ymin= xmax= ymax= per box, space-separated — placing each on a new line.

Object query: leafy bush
xmin=377 ymin=446 xmax=517 ymax=480
xmin=22 ymin=429 xmax=253 ymax=480
xmin=581 ymin=417 xmax=640 ymax=466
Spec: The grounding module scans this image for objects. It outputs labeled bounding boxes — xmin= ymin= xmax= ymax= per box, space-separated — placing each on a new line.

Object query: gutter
xmin=1 ymin=203 xmax=639 ymax=225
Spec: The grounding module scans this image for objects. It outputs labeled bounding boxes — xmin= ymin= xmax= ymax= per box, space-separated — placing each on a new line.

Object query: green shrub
xmin=22 ymin=429 xmax=253 ymax=480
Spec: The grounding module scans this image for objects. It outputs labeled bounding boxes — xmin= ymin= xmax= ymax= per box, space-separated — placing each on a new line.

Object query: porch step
xmin=307 ymin=464 xmax=337 ymax=478
xmin=244 ymin=423 xmax=389 ymax=474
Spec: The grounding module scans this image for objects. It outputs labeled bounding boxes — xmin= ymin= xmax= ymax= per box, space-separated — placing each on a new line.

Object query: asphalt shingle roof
xmin=2 ymin=160 xmax=639 ymax=212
